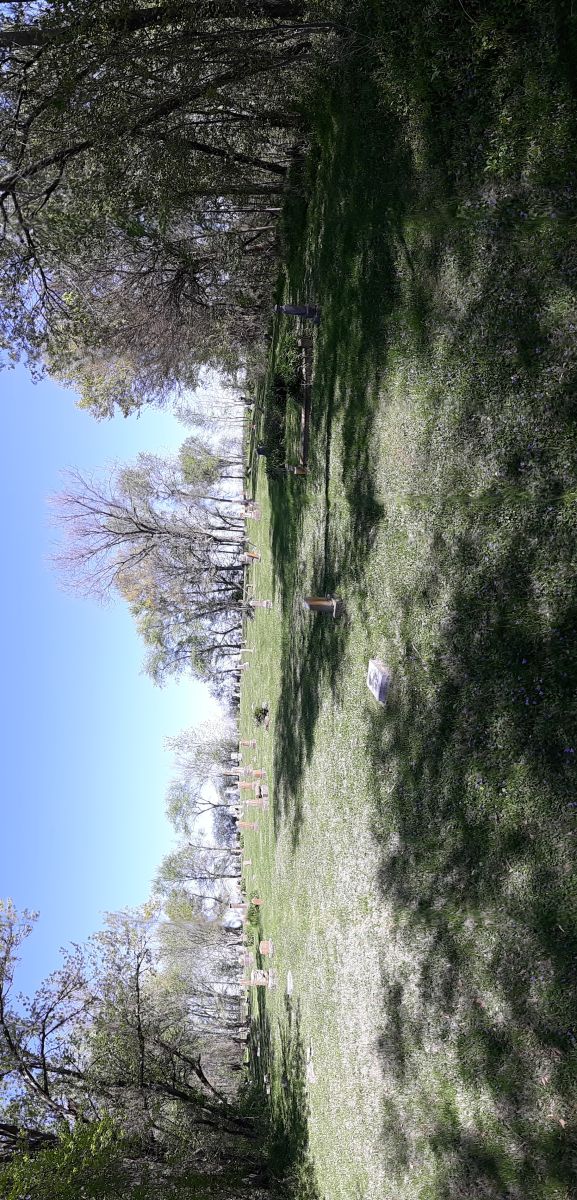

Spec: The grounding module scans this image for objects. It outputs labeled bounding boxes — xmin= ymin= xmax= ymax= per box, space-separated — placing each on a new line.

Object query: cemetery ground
xmin=239 ymin=6 xmax=577 ymax=1199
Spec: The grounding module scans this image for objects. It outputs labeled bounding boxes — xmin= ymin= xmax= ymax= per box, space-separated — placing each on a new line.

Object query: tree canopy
xmin=0 ymin=899 xmax=260 ymax=1198
xmin=53 ymin=429 xmax=251 ymax=689
xmin=0 ymin=0 xmax=322 ymax=412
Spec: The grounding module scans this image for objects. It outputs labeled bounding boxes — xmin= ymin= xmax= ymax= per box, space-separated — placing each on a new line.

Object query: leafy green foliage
xmin=0 ymin=1120 xmax=128 ymax=1200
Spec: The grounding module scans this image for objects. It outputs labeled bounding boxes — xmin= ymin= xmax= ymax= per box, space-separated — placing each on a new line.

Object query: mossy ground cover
xmin=240 ymin=4 xmax=577 ymax=1197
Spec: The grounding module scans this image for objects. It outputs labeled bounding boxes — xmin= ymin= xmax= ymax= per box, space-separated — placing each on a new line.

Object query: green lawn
xmin=239 ymin=4 xmax=577 ymax=1197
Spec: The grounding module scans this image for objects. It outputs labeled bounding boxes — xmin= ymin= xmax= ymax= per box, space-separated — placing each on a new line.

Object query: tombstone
xmin=259 ymin=939 xmax=274 ymax=958
xmin=366 ymin=659 xmax=392 ymax=705
xmin=239 ymin=781 xmax=255 ymax=791
xmin=242 ymin=969 xmax=277 ymax=989
xmin=238 ymin=820 xmax=259 ymax=831
xmin=242 ymin=858 xmax=252 ymax=868
xmin=251 ymin=768 xmax=266 ymax=779
xmin=274 ymin=303 xmax=321 ymax=323
xmin=239 ymin=950 xmax=255 ymax=966
xmin=243 ymin=550 xmax=261 ymax=561
xmin=240 ymin=739 xmax=257 ymax=748
xmin=287 ymin=464 xmax=308 ymax=476
xmin=250 ymin=599 xmax=273 ymax=609
xmin=245 ymin=797 xmax=269 ymax=811
xmin=251 ymin=897 xmax=264 ymax=907
xmin=303 ymin=595 xmax=343 ymax=618
xmin=241 ymin=970 xmax=268 ymax=988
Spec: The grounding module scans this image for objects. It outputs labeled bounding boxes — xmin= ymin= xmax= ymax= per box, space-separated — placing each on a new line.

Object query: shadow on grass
xmin=267 ymin=65 xmax=403 ymax=832
xmin=272 ymin=537 xmax=350 ymax=848
xmin=262 ymin=2 xmax=577 ymax=1187
xmin=247 ymin=993 xmax=320 ymax=1200
xmin=268 ymin=475 xmax=308 ymax=605
xmin=365 ymin=497 xmax=577 ymax=1193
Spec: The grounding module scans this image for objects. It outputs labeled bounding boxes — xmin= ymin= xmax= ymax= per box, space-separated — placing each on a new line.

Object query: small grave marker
xmin=242 ymin=969 xmax=277 ymax=989
xmin=366 ymin=659 xmax=392 ymax=705
xmin=303 ymin=595 xmax=343 ymax=618
xmin=245 ymin=797 xmax=269 ymax=811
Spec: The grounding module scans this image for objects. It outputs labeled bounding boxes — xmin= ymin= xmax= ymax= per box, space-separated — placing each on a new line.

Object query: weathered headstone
xmin=302 ymin=595 xmax=343 ymax=618
xmin=366 ymin=659 xmax=392 ymax=705
xmin=274 ymin=303 xmax=321 ymax=323
xmin=242 ymin=969 xmax=277 ymax=988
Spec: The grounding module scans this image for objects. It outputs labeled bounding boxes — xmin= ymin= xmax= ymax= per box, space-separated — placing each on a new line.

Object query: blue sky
xmin=0 ymin=366 xmax=217 ymax=996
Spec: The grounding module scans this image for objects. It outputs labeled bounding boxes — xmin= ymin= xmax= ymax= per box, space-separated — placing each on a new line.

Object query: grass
xmin=239 ymin=3 xmax=577 ymax=1197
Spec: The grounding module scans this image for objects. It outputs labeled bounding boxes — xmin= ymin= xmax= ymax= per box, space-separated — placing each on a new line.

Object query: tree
xmin=166 ymin=720 xmax=238 ymax=792
xmin=0 ymin=902 xmax=255 ymax=1146
xmin=54 ymin=458 xmax=248 ymax=685
xmin=0 ymin=0 xmax=329 ymax=407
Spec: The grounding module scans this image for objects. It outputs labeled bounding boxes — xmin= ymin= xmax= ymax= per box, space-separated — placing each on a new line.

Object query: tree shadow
xmin=366 ymin=501 xmax=577 ymax=1190
xmin=268 ymin=66 xmax=403 ymax=833
xmin=265 ymin=3 xmax=577 ymax=1185
xmin=272 ymin=534 xmax=350 ymax=848
xmin=247 ymin=993 xmax=321 ymax=1200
